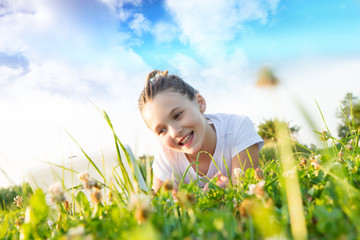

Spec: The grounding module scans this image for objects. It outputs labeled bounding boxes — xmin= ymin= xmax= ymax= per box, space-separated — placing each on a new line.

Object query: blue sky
xmin=0 ymin=0 xmax=360 ymax=187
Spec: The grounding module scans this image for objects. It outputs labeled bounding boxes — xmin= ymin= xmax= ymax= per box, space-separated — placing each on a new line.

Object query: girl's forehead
xmin=141 ymin=91 xmax=194 ymax=126
xmin=154 ymin=90 xmax=190 ymax=104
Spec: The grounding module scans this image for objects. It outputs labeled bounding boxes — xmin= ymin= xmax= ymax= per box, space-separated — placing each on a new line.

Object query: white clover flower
xmin=78 ymin=171 xmax=90 ymax=182
xmin=48 ymin=182 xmax=66 ymax=203
xmin=258 ymin=180 xmax=265 ymax=188
xmin=247 ymin=184 xmax=256 ymax=195
xmin=233 ymin=168 xmax=243 ymax=177
xmin=129 ymin=193 xmax=151 ymax=211
xmin=13 ymin=195 xmax=23 ymax=207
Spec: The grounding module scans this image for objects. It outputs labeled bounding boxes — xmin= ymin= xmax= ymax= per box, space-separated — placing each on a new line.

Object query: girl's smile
xmin=141 ymin=89 xmax=216 ymax=158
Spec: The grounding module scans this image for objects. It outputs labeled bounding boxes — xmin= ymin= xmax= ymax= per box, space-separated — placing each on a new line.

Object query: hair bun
xmin=146 ymin=70 xmax=168 ymax=82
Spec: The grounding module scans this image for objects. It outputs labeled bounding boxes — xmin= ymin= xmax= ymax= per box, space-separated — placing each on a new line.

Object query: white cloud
xmin=0 ymin=66 xmax=24 ymax=82
xmin=99 ymin=0 xmax=142 ymax=21
xmin=153 ymin=22 xmax=178 ymax=43
xmin=129 ymin=13 xmax=151 ymax=36
xmin=0 ymin=0 xmax=154 ymax=188
xmin=165 ymin=0 xmax=281 ymax=58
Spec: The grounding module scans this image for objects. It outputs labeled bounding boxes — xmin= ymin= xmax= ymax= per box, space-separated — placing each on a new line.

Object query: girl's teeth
xmin=181 ymin=132 xmax=192 ymax=145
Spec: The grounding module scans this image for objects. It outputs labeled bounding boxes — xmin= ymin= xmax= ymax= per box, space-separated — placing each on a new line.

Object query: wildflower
xmin=298 ymin=158 xmax=307 ymax=169
xmin=162 ymin=179 xmax=174 ymax=192
xmin=13 ymin=196 xmax=23 ymax=208
xmin=314 ymin=154 xmax=322 ymax=163
xmin=48 ymin=182 xmax=66 ymax=203
xmin=254 ymin=180 xmax=267 ymax=199
xmin=15 ymin=216 xmax=24 ymax=230
xmin=63 ymin=200 xmax=72 ymax=212
xmin=91 ymin=188 xmax=102 ymax=205
xmin=310 ymin=154 xmax=321 ymax=171
xmin=337 ymin=148 xmax=345 ymax=162
xmin=338 ymin=148 xmax=344 ymax=157
xmin=255 ymin=168 xmax=264 ymax=180
xmin=239 ymin=199 xmax=254 ymax=217
xmin=78 ymin=171 xmax=99 ymax=190
xmin=345 ymin=139 xmax=353 ymax=151
xmin=320 ymin=130 xmax=331 ymax=141
xmin=78 ymin=171 xmax=90 ymax=182
xmin=311 ymin=161 xmax=321 ymax=171
xmin=233 ymin=168 xmax=243 ymax=177
xmin=247 ymin=184 xmax=256 ymax=195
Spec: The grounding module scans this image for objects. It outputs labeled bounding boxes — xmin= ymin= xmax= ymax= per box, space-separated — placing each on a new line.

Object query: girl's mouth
xmin=179 ymin=131 xmax=194 ymax=147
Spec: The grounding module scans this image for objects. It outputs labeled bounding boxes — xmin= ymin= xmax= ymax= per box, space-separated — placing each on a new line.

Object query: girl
xmin=138 ymin=70 xmax=264 ymax=193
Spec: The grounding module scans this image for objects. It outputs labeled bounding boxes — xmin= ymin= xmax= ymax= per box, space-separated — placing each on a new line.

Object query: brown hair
xmin=138 ymin=70 xmax=198 ymax=112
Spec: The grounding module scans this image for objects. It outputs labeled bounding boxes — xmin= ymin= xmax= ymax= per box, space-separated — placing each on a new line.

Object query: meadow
xmin=0 ymin=107 xmax=359 ymax=240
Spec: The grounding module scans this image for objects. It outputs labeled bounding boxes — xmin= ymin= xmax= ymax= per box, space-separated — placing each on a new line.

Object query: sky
xmin=0 ymin=0 xmax=360 ymax=188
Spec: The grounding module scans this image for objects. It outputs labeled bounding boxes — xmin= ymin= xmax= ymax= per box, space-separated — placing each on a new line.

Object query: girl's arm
xmin=231 ymin=143 xmax=259 ymax=184
xmin=152 ymin=176 xmax=163 ymax=193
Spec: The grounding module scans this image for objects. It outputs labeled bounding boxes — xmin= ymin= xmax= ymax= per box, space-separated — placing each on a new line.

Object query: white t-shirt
xmin=152 ymin=113 xmax=264 ymax=187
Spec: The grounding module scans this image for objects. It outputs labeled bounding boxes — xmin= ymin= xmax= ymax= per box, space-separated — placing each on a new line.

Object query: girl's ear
xmin=196 ymin=93 xmax=206 ymax=113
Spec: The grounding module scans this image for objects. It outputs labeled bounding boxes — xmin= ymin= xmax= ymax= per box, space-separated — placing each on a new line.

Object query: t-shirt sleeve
xmin=152 ymin=146 xmax=174 ymax=182
xmin=230 ymin=115 xmax=264 ymax=158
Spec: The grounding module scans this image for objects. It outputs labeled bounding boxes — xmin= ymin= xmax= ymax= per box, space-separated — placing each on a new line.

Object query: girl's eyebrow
xmin=169 ymin=107 xmax=181 ymax=116
xmin=153 ymin=107 xmax=181 ymax=132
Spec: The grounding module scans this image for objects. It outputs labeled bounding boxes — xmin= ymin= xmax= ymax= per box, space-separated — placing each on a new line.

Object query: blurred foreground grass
xmin=1 ymin=110 xmax=359 ymax=240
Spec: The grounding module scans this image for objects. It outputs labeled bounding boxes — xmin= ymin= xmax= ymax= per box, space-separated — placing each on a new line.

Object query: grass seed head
xmin=320 ymin=130 xmax=331 ymax=141
xmin=163 ymin=179 xmax=174 ymax=192
xmin=135 ymin=207 xmax=151 ymax=224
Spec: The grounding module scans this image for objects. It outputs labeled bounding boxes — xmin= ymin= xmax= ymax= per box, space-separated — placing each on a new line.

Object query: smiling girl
xmin=138 ymin=70 xmax=264 ymax=193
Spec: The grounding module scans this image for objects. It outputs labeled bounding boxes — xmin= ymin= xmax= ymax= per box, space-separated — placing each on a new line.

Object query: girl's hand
xmin=203 ymin=172 xmax=229 ymax=192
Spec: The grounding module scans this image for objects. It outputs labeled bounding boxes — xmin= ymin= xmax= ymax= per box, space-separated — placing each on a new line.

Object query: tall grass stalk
xmin=275 ymin=120 xmax=307 ymax=240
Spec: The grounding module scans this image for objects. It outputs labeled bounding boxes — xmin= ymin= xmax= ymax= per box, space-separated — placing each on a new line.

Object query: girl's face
xmin=141 ymin=89 xmax=208 ymax=155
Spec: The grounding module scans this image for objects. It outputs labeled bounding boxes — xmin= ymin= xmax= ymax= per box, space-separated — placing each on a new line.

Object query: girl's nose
xmin=169 ymin=124 xmax=183 ymax=138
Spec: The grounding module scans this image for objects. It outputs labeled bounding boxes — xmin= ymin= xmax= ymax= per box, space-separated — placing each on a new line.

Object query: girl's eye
xmin=158 ymin=128 xmax=166 ymax=135
xmin=175 ymin=111 xmax=183 ymax=120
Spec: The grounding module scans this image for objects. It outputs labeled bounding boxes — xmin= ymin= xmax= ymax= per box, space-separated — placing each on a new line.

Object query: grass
xmin=0 ymin=109 xmax=360 ymax=240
